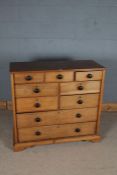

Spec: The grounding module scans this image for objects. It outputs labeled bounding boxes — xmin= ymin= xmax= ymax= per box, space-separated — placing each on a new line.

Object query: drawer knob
xmin=25 ymin=75 xmax=32 ymax=81
xmin=34 ymin=102 xmax=41 ymax=108
xmin=78 ymin=85 xmax=84 ymax=90
xmin=35 ymin=131 xmax=41 ymax=136
xmin=35 ymin=117 xmax=41 ymax=122
xmin=76 ymin=113 xmax=82 ymax=118
xmin=87 ymin=73 xmax=93 ymax=78
xmin=33 ymin=88 xmax=40 ymax=93
xmin=56 ymin=74 xmax=63 ymax=79
xmin=75 ymin=128 xmax=81 ymax=132
xmin=77 ymin=99 xmax=83 ymax=104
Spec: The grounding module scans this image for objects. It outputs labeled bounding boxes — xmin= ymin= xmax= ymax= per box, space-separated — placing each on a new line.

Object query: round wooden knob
xmin=87 ymin=73 xmax=93 ymax=78
xmin=75 ymin=128 xmax=81 ymax=132
xmin=25 ymin=75 xmax=32 ymax=81
xmin=35 ymin=131 xmax=41 ymax=136
xmin=56 ymin=74 xmax=63 ymax=79
xmin=77 ymin=99 xmax=83 ymax=104
xmin=77 ymin=85 xmax=84 ymax=90
xmin=35 ymin=117 xmax=41 ymax=122
xmin=33 ymin=88 xmax=40 ymax=93
xmin=34 ymin=102 xmax=41 ymax=108
xmin=76 ymin=113 xmax=82 ymax=118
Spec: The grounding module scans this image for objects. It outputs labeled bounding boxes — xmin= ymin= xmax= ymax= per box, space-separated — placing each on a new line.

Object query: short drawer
xmin=17 ymin=108 xmax=98 ymax=128
xmin=16 ymin=96 xmax=58 ymax=113
xmin=60 ymin=81 xmax=101 ymax=95
xmin=60 ymin=94 xmax=99 ymax=109
xmin=14 ymin=72 xmax=44 ymax=84
xmin=15 ymin=83 xmax=58 ymax=98
xmin=18 ymin=122 xmax=96 ymax=142
xmin=75 ymin=71 xmax=102 ymax=81
xmin=45 ymin=71 xmax=74 ymax=82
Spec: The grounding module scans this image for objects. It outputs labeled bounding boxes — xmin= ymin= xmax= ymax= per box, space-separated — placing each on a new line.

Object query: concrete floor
xmin=0 ymin=110 xmax=117 ymax=175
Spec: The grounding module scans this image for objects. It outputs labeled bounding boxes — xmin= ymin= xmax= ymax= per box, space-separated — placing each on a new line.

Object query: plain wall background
xmin=0 ymin=0 xmax=117 ymax=102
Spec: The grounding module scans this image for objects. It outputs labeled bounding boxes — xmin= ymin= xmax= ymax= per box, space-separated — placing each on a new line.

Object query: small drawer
xmin=16 ymin=96 xmax=58 ymax=113
xmin=17 ymin=108 xmax=98 ymax=128
xmin=45 ymin=71 xmax=74 ymax=82
xmin=15 ymin=83 xmax=58 ymax=98
xmin=18 ymin=122 xmax=96 ymax=142
xmin=60 ymin=81 xmax=101 ymax=95
xmin=14 ymin=72 xmax=44 ymax=84
xmin=75 ymin=71 xmax=102 ymax=81
xmin=60 ymin=94 xmax=99 ymax=109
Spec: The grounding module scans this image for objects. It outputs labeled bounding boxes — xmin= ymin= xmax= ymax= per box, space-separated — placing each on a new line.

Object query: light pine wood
xmin=17 ymin=108 xmax=98 ymax=128
xmin=15 ymin=83 xmax=58 ymax=98
xmin=0 ymin=100 xmax=6 ymax=109
xmin=91 ymin=136 xmax=101 ymax=143
xmin=55 ymin=135 xmax=101 ymax=144
xmin=13 ymin=135 xmax=101 ymax=152
xmin=16 ymin=96 xmax=58 ymax=113
xmin=10 ymin=60 xmax=105 ymax=151
xmin=45 ymin=71 xmax=74 ymax=82
xmin=96 ymin=70 xmax=106 ymax=134
xmin=14 ymin=72 xmax=44 ymax=84
xmin=60 ymin=81 xmax=101 ymax=95
xmin=14 ymin=140 xmax=53 ymax=152
xmin=11 ymin=74 xmax=18 ymax=143
xmin=60 ymin=94 xmax=99 ymax=109
xmin=2 ymin=100 xmax=116 ymax=112
xmin=102 ymin=103 xmax=117 ymax=111
xmin=0 ymin=101 xmax=115 ymax=112
xmin=18 ymin=122 xmax=96 ymax=142
xmin=76 ymin=71 xmax=102 ymax=81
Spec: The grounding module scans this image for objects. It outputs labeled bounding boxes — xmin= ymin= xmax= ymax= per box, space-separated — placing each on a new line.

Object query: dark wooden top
xmin=10 ymin=60 xmax=105 ymax=72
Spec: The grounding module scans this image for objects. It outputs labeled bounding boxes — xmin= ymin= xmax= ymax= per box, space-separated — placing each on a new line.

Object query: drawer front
xmin=17 ymin=108 xmax=98 ymax=128
xmin=15 ymin=83 xmax=58 ymax=98
xmin=18 ymin=122 xmax=96 ymax=142
xmin=60 ymin=81 xmax=101 ymax=95
xmin=16 ymin=97 xmax=58 ymax=113
xmin=14 ymin=72 xmax=44 ymax=84
xmin=45 ymin=71 xmax=74 ymax=82
xmin=76 ymin=71 xmax=102 ymax=81
xmin=60 ymin=94 xmax=99 ymax=109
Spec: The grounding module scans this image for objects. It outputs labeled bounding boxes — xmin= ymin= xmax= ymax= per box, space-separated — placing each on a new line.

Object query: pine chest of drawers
xmin=10 ymin=60 xmax=105 ymax=151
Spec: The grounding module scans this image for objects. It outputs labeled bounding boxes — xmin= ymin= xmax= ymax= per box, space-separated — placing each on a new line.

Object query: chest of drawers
xmin=10 ymin=60 xmax=105 ymax=151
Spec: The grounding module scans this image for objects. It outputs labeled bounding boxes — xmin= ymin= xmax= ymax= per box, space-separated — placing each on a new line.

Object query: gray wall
xmin=0 ymin=0 xmax=117 ymax=102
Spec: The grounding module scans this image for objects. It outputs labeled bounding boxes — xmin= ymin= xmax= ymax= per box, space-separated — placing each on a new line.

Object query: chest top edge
xmin=10 ymin=60 xmax=105 ymax=73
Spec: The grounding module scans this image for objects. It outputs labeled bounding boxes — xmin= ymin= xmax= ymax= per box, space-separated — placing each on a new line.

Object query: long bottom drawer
xmin=18 ymin=122 xmax=96 ymax=142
